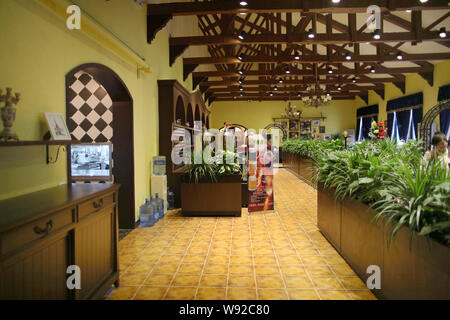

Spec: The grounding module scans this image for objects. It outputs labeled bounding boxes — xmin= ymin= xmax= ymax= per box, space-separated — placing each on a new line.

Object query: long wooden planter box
xmin=181 ymin=175 xmax=242 ymax=217
xmin=282 ymin=151 xmax=316 ymax=187
xmin=317 ymin=186 xmax=450 ymax=300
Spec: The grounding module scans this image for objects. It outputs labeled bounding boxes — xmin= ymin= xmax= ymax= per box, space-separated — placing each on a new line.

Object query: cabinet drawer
xmin=1 ymin=208 xmax=75 ymax=256
xmin=78 ymin=192 xmax=115 ymax=220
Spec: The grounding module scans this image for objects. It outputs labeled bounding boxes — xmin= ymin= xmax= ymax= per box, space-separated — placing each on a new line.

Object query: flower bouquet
xmin=369 ymin=120 xmax=387 ymax=139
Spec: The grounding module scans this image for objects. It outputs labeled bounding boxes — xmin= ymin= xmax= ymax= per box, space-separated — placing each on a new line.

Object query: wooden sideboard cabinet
xmin=0 ymin=183 xmax=120 ymax=300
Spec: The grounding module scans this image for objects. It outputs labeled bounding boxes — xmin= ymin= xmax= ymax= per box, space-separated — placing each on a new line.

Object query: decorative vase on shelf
xmin=0 ymin=88 xmax=21 ymax=142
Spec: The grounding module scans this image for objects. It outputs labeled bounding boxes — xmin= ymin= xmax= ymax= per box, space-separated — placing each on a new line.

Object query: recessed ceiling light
xmin=238 ymin=68 xmax=244 ymax=75
xmin=439 ymin=27 xmax=447 ymax=38
xmin=373 ymin=29 xmax=381 ymax=40
xmin=396 ymin=52 xmax=403 ymax=60
xmin=239 ymin=1 xmax=248 ymax=6
xmin=294 ymin=51 xmax=300 ymax=60
xmin=238 ymin=54 xmax=244 ymax=61
xmin=307 ymin=29 xmax=315 ymax=39
xmin=238 ymin=31 xmax=246 ymax=40
xmin=345 ymin=53 xmax=352 ymax=60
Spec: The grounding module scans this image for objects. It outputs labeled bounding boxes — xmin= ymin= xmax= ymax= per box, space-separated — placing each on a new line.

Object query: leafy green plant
xmin=215 ymin=150 xmax=242 ymax=175
xmin=184 ymin=152 xmax=217 ymax=184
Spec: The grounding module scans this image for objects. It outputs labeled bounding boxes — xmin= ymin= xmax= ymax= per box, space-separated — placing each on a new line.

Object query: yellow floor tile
xmin=256 ymin=276 xmax=284 ymax=289
xmin=258 ymin=289 xmax=288 ymax=300
xmin=288 ymin=289 xmax=320 ymax=300
xmin=318 ymin=290 xmax=353 ymax=300
xmin=227 ymin=288 xmax=257 ymax=300
xmin=172 ymin=274 xmax=201 ymax=287
xmin=254 ymin=265 xmax=280 ymax=276
xmin=348 ymin=290 xmax=378 ymax=300
xmin=120 ymin=272 xmax=149 ymax=286
xmin=196 ymin=287 xmax=226 ymax=300
xmin=231 ymin=247 xmax=253 ymax=255
xmin=228 ymin=275 xmax=256 ymax=288
xmin=152 ymin=263 xmax=179 ymax=274
xmin=144 ymin=274 xmax=174 ymax=286
xmin=339 ymin=277 xmax=368 ymax=290
xmin=311 ymin=277 xmax=344 ymax=289
xmin=165 ymin=287 xmax=197 ymax=300
xmin=284 ymin=276 xmax=314 ymax=289
xmin=230 ymin=255 xmax=253 ymax=265
xmin=207 ymin=255 xmax=230 ymax=264
xmin=134 ymin=287 xmax=167 ymax=300
xmin=199 ymin=275 xmax=228 ymax=287
xmin=229 ymin=264 xmax=254 ymax=275
xmin=178 ymin=264 xmax=204 ymax=275
xmin=182 ymin=255 xmax=207 ymax=264
xmin=204 ymin=264 xmax=229 ymax=275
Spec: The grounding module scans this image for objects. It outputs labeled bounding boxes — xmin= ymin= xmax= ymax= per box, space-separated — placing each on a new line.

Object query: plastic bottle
xmin=151 ymin=195 xmax=160 ymax=222
xmin=167 ymin=187 xmax=175 ymax=210
xmin=139 ymin=198 xmax=154 ymax=227
xmin=156 ymin=193 xmax=164 ymax=219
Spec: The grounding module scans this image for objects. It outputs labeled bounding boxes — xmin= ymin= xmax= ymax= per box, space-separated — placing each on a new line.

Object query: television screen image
xmin=70 ymin=143 xmax=112 ymax=181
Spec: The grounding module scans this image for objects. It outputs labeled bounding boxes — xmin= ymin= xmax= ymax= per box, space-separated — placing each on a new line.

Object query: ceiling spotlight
xmin=419 ymin=0 xmax=428 ymax=3
xmin=274 ymin=85 xmax=278 ymax=91
xmin=269 ymin=92 xmax=274 ymax=96
xmin=406 ymin=9 xmax=412 ymax=13
xmin=396 ymin=52 xmax=403 ymax=60
xmin=297 ymin=92 xmax=301 ymax=97
xmin=345 ymin=53 xmax=352 ymax=60
xmin=439 ymin=27 xmax=447 ymax=38
xmin=307 ymin=29 xmax=315 ymax=39
xmin=239 ymin=1 xmax=248 ymax=6
xmin=337 ymin=86 xmax=342 ymax=91
xmin=373 ymin=29 xmax=381 ymax=40
xmin=294 ymin=51 xmax=300 ymax=60
xmin=238 ymin=31 xmax=246 ymax=40
xmin=240 ymin=92 xmax=244 ymax=97
xmin=285 ymin=67 xmax=291 ymax=74
xmin=238 ymin=77 xmax=244 ymax=84
xmin=278 ymin=78 xmax=284 ymax=83
xmin=328 ymin=67 xmax=333 ymax=74
xmin=239 ymin=85 xmax=244 ymax=91
xmin=327 ymin=93 xmax=331 ymax=97
xmin=370 ymin=66 xmax=376 ymax=73
xmin=352 ymin=77 xmax=357 ymax=83
xmin=238 ymin=54 xmax=245 ymax=61
xmin=332 ymin=0 xmax=341 ymax=3
xmin=238 ymin=68 xmax=244 ymax=75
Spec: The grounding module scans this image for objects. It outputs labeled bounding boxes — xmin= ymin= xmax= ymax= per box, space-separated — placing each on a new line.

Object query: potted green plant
xmin=181 ymin=150 xmax=243 ymax=217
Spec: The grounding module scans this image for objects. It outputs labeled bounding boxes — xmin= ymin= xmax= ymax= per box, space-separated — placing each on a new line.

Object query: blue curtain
xmin=438 ymin=84 xmax=450 ymax=137
xmin=387 ymin=93 xmax=423 ymax=141
xmin=356 ymin=104 xmax=378 ymax=140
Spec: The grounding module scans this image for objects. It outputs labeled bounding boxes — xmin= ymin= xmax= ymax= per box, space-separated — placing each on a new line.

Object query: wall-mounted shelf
xmin=0 ymin=140 xmax=80 ymax=164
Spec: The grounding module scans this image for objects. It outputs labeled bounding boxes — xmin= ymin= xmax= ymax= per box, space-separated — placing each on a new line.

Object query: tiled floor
xmin=105 ymin=168 xmax=377 ymax=300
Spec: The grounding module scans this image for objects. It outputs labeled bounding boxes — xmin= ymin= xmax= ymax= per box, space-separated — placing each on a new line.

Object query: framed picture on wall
xmin=319 ymin=126 xmax=326 ymax=134
xmin=324 ymin=134 xmax=331 ymax=140
xmin=44 ymin=112 xmax=71 ymax=141
xmin=312 ymin=120 xmax=320 ymax=126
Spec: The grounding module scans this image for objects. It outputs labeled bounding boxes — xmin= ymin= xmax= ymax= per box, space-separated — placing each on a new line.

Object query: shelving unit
xmin=273 ymin=116 xmax=327 ymax=140
xmin=0 ymin=140 xmax=79 ymax=164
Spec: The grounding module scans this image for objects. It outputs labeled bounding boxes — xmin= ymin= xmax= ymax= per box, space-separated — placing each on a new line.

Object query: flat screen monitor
xmin=70 ymin=143 xmax=112 ymax=181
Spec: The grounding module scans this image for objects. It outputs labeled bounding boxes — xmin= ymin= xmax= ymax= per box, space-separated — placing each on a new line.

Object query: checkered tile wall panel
xmin=67 ymin=71 xmax=113 ymax=143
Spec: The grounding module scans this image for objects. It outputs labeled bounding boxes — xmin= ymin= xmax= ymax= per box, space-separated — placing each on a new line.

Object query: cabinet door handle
xmin=93 ymin=199 xmax=104 ymax=209
xmin=34 ymin=220 xmax=53 ymax=236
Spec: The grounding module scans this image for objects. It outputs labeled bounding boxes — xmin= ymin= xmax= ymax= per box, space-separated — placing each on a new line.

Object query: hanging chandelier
xmin=302 ymin=65 xmax=332 ymax=108
xmin=281 ymin=101 xmax=302 ymax=119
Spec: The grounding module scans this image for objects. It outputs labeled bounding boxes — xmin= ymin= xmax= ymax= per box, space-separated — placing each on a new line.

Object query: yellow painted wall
xmin=0 ymin=0 xmax=192 ymax=222
xmin=355 ymin=60 xmax=450 ymax=130
xmin=210 ymin=99 xmax=358 ymax=135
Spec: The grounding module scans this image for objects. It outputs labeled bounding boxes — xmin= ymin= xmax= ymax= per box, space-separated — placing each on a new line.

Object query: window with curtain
xmin=356 ymin=104 xmax=379 ymax=142
xmin=387 ymin=93 xmax=423 ymax=143
xmin=438 ymin=84 xmax=450 ymax=139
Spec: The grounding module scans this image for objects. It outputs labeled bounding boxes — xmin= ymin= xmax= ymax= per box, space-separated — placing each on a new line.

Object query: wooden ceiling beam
xmin=183 ymin=52 xmax=450 ymax=65
xmin=169 ymin=32 xmax=448 ymax=46
xmin=213 ymin=96 xmax=355 ymax=101
xmin=198 ymin=77 xmax=400 ymax=87
xmin=148 ymin=1 xmax=449 ymax=16
xmin=192 ymin=65 xmax=431 ymax=78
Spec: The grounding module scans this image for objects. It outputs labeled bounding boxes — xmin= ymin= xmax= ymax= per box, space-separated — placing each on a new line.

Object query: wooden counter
xmin=0 ymin=183 xmax=120 ymax=300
